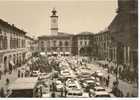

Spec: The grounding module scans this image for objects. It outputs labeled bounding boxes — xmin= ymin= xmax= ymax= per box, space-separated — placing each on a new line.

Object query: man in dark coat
xmin=0 ymin=88 xmax=5 ymax=97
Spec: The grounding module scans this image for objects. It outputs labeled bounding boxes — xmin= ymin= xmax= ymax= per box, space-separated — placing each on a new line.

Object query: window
xmin=80 ymin=41 xmax=82 ymax=45
xmin=0 ymin=29 xmax=2 ymax=34
xmin=0 ymin=35 xmax=3 ymax=50
xmin=47 ymin=40 xmax=50 ymax=46
xmin=85 ymin=41 xmax=87 ymax=46
xmin=65 ymin=41 xmax=69 ymax=46
xmin=3 ymin=36 xmax=7 ymax=49
xmin=53 ymin=40 xmax=56 ymax=47
xmin=59 ymin=41 xmax=63 ymax=46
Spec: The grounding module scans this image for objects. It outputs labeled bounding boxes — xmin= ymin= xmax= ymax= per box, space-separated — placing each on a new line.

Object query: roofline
xmin=0 ymin=19 xmax=26 ymax=35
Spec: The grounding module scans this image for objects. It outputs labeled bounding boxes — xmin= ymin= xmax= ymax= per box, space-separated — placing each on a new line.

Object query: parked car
xmin=82 ymin=79 xmax=96 ymax=92
xmin=90 ymin=86 xmax=107 ymax=96
xmin=94 ymin=86 xmax=106 ymax=92
xmin=67 ymin=87 xmax=83 ymax=97
xmin=38 ymin=73 xmax=48 ymax=80
xmin=95 ymin=82 xmax=101 ymax=86
xmin=55 ymin=80 xmax=64 ymax=92
xmin=31 ymin=70 xmax=40 ymax=77
xmin=93 ymin=91 xmax=111 ymax=97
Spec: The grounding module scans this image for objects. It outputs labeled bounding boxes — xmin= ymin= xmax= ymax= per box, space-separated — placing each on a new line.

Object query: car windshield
xmin=56 ymin=81 xmax=61 ymax=84
xmin=40 ymin=73 xmax=47 ymax=76
xmin=95 ymin=89 xmax=105 ymax=91
xmin=69 ymin=86 xmax=77 ymax=88
xmin=96 ymin=95 xmax=110 ymax=97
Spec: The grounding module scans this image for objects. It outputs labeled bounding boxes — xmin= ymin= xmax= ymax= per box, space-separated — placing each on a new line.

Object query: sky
xmin=0 ymin=0 xmax=118 ymax=37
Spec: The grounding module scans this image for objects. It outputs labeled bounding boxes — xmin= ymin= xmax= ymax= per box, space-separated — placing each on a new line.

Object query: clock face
xmin=52 ymin=19 xmax=56 ymax=23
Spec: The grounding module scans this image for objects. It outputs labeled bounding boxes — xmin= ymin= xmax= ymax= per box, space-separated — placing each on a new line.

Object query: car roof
xmin=94 ymin=86 xmax=105 ymax=90
xmin=94 ymin=91 xmax=110 ymax=95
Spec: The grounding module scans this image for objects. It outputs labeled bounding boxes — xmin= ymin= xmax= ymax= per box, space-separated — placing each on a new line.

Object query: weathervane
xmin=52 ymin=8 xmax=57 ymax=16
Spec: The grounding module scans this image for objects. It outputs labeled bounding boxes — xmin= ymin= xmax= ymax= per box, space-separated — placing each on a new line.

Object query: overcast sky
xmin=0 ymin=0 xmax=117 ymax=37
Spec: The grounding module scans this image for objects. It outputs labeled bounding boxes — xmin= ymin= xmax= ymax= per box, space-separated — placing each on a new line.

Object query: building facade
xmin=38 ymin=9 xmax=73 ymax=56
xmin=38 ymin=32 xmax=73 ymax=56
xmin=0 ymin=19 xmax=26 ymax=73
xmin=107 ymin=0 xmax=138 ymax=85
xmin=93 ymin=30 xmax=113 ymax=61
xmin=108 ymin=0 xmax=138 ymax=69
xmin=76 ymin=32 xmax=94 ymax=56
xmin=0 ymin=19 xmax=37 ymax=74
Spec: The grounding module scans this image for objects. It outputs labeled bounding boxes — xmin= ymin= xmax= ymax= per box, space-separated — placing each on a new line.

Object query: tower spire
xmin=50 ymin=8 xmax=58 ymax=35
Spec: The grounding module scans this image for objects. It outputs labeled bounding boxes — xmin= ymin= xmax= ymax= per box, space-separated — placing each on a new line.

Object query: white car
xmin=95 ymin=82 xmax=101 ymax=86
xmin=90 ymin=86 xmax=107 ymax=96
xmin=38 ymin=73 xmax=48 ymax=79
xmin=42 ymin=87 xmax=50 ymax=98
xmin=61 ymin=70 xmax=70 ymax=76
xmin=94 ymin=91 xmax=111 ymax=97
xmin=42 ymin=93 xmax=50 ymax=98
xmin=94 ymin=86 xmax=106 ymax=92
xmin=67 ymin=87 xmax=83 ymax=97
xmin=31 ymin=71 xmax=40 ymax=77
xmin=55 ymin=80 xmax=64 ymax=92
xmin=66 ymin=79 xmax=76 ymax=86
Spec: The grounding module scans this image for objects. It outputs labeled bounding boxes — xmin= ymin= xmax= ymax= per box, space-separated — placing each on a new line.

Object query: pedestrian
xmin=0 ymin=88 xmax=5 ymax=97
xmin=131 ymin=93 xmax=135 ymax=97
xmin=106 ymin=79 xmax=109 ymax=87
xmin=40 ymin=86 xmax=42 ymax=97
xmin=60 ymin=87 xmax=63 ymax=97
xmin=6 ymin=78 xmax=10 ymax=85
xmin=126 ymin=92 xmax=130 ymax=97
xmin=51 ymin=92 xmax=55 ymax=97
xmin=120 ymin=91 xmax=124 ymax=97
xmin=89 ymin=89 xmax=92 ymax=97
xmin=64 ymin=87 xmax=67 ymax=97
xmin=18 ymin=70 xmax=20 ymax=77
xmin=0 ymin=70 xmax=2 ymax=80
xmin=21 ymin=72 xmax=24 ymax=77
xmin=108 ymin=75 xmax=110 ymax=81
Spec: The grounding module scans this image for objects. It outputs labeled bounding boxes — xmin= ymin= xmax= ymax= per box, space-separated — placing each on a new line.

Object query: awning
xmin=53 ymin=52 xmax=58 ymax=54
xmin=65 ymin=52 xmax=70 ymax=55
xmin=97 ymin=72 xmax=103 ymax=76
xmin=40 ymin=52 xmax=46 ymax=56
xmin=10 ymin=61 xmax=15 ymax=66
xmin=60 ymin=52 xmax=64 ymax=54
xmin=47 ymin=52 xmax=52 ymax=55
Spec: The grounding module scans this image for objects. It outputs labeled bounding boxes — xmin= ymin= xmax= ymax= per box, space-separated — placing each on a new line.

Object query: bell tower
xmin=50 ymin=8 xmax=58 ymax=35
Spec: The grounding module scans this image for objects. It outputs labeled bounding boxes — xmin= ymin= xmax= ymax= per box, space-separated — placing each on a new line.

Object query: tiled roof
xmin=57 ymin=32 xmax=73 ymax=36
xmin=0 ymin=18 xmax=26 ymax=34
xmin=77 ymin=31 xmax=94 ymax=35
xmin=38 ymin=32 xmax=73 ymax=38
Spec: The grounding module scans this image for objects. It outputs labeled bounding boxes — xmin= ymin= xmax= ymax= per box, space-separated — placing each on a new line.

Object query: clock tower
xmin=50 ymin=8 xmax=58 ymax=35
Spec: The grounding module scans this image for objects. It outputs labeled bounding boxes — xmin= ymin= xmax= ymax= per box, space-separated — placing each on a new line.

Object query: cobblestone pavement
xmin=0 ymin=70 xmax=18 ymax=94
xmin=0 ymin=64 xmax=27 ymax=95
